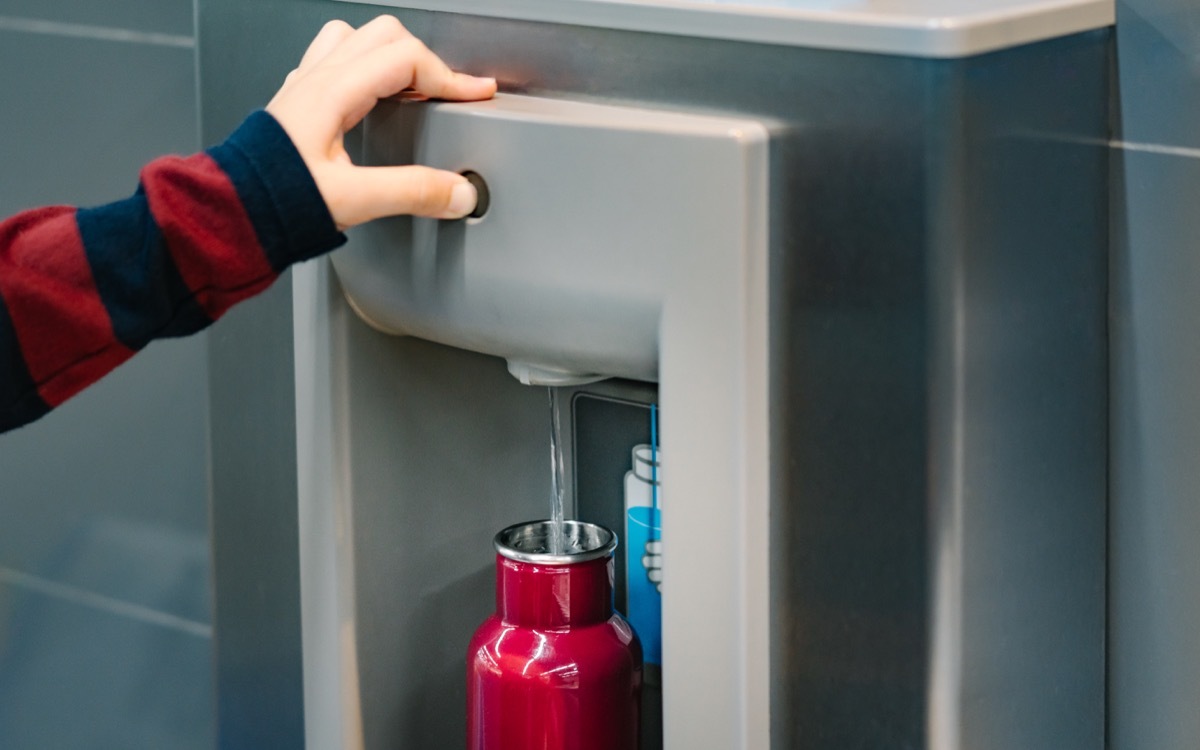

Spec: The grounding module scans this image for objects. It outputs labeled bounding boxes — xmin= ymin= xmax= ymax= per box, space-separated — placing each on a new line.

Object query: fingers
xmin=403 ymin=40 xmax=497 ymax=101
xmin=271 ymin=16 xmax=498 ymax=228
xmin=297 ymin=16 xmax=495 ymax=104
xmin=328 ymin=37 xmax=495 ymax=131
xmin=296 ymin=19 xmax=354 ymax=72
xmin=320 ymin=14 xmax=415 ymax=68
xmin=324 ymin=165 xmax=478 ymax=226
xmin=350 ymin=36 xmax=494 ymax=102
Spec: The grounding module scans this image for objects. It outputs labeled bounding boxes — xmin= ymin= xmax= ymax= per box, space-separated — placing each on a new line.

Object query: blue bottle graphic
xmin=624 ymin=439 xmax=661 ymax=666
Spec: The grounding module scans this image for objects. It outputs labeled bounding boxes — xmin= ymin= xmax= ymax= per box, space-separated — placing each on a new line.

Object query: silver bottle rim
xmin=494 ymin=520 xmax=618 ymax=565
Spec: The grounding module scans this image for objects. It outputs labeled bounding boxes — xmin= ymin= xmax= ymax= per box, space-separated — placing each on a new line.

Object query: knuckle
xmin=371 ymin=15 xmax=406 ymax=35
xmin=397 ymin=36 xmax=429 ymax=56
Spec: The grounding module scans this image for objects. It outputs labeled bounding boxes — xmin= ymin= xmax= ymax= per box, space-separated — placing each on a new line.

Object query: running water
xmin=547 ymin=387 xmax=567 ymax=555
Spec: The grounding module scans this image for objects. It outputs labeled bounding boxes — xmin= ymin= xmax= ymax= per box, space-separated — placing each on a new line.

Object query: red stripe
xmin=40 ymin=344 xmax=135 ymax=408
xmin=0 ymin=206 xmax=134 ymax=407
xmin=142 ymin=153 xmax=276 ymax=320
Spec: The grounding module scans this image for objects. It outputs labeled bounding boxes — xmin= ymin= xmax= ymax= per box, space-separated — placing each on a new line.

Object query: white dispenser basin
xmin=333 ymin=93 xmax=769 ymax=385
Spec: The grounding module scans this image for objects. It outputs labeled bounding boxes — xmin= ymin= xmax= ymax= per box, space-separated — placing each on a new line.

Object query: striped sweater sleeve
xmin=0 ymin=110 xmax=346 ymax=433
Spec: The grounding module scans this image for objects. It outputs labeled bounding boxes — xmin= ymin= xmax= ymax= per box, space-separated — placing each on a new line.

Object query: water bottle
xmin=467 ymin=520 xmax=642 ymax=749
xmin=624 ymin=444 xmax=662 ymax=668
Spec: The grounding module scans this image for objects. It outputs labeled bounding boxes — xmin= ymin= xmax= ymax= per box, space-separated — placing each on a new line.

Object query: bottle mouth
xmin=494 ymin=520 xmax=617 ymax=565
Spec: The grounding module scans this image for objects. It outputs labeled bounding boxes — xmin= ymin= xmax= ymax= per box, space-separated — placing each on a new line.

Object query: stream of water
xmin=547 ymin=387 xmax=566 ymax=555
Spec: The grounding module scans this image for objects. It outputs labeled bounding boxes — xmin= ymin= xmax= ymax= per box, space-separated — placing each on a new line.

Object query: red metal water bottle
xmin=467 ymin=520 xmax=642 ymax=749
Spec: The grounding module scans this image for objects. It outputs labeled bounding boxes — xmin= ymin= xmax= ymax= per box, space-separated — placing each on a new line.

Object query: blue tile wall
xmin=0 ymin=0 xmax=193 ymax=38
xmin=0 ymin=30 xmax=197 ymax=213
xmin=0 ymin=1 xmax=212 ymax=748
xmin=0 ymin=581 xmax=212 ymax=750
xmin=1112 ymin=2 xmax=1200 ymax=748
xmin=0 ymin=337 xmax=211 ymax=622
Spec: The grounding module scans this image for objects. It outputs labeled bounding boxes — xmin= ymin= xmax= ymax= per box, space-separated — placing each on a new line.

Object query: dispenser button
xmin=461 ymin=170 xmax=490 ymax=219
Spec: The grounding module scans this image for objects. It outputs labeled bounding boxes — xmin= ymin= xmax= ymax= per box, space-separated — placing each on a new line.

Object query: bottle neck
xmin=495 ymin=554 xmax=614 ymax=629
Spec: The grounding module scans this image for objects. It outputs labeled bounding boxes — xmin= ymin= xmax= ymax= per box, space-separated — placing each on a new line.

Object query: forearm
xmin=0 ymin=111 xmax=345 ymax=433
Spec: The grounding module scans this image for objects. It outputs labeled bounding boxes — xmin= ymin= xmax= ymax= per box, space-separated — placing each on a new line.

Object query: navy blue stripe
xmin=207 ymin=110 xmax=345 ymax=273
xmin=0 ymin=293 xmax=49 ymax=433
xmin=78 ymin=189 xmax=212 ymax=349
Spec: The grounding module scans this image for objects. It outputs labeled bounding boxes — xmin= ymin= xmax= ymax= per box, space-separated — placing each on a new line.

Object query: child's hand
xmin=266 ymin=16 xmax=497 ymax=229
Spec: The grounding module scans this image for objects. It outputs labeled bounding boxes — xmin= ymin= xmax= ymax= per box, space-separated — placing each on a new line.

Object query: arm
xmin=0 ymin=111 xmax=342 ymax=432
xmin=0 ymin=16 xmax=495 ymax=434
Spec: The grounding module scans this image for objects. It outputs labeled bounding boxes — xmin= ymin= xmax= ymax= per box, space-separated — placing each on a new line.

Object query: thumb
xmin=324 ymin=164 xmax=478 ymax=227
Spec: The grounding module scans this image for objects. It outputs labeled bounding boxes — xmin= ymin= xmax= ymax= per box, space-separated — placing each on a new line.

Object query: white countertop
xmin=338 ymin=0 xmax=1114 ymax=58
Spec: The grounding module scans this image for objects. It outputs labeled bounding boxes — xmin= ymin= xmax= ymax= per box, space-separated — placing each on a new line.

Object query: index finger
xmin=360 ymin=37 xmax=496 ymax=102
xmin=331 ymin=38 xmax=496 ymax=129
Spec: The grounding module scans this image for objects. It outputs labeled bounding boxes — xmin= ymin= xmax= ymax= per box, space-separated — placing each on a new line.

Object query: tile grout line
xmin=0 ymin=15 xmax=194 ymax=48
xmin=0 ymin=566 xmax=212 ymax=639
xmin=1011 ymin=132 xmax=1200 ymax=159
xmin=1109 ymin=140 xmax=1200 ymax=159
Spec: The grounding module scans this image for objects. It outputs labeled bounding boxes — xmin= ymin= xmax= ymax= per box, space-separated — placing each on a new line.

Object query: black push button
xmin=461 ymin=171 xmax=490 ymax=219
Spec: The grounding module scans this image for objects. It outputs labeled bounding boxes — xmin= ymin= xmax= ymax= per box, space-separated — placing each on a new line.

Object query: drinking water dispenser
xmin=310 ymin=92 xmax=772 ymax=749
xmin=199 ymin=1 xmax=1114 ymax=747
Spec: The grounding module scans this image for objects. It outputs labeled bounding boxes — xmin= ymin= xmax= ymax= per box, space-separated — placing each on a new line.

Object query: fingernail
xmin=447 ymin=180 xmax=477 ymax=218
xmin=457 ymin=72 xmax=496 ymax=86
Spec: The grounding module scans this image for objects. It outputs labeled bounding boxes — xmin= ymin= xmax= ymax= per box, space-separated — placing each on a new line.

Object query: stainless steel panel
xmin=1109 ymin=2 xmax=1200 ymax=747
xmin=925 ymin=45 xmax=1109 ymax=748
xmin=331 ymin=0 xmax=1114 ymax=59
xmin=1110 ymin=149 xmax=1200 ymax=749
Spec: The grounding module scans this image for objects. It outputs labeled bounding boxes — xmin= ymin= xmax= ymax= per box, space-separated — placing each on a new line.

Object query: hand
xmin=266 ymin=16 xmax=497 ymax=229
xmin=642 ymin=539 xmax=663 ymax=593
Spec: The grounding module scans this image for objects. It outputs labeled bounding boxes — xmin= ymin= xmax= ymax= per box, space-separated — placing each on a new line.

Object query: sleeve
xmin=0 ymin=110 xmax=346 ymax=433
